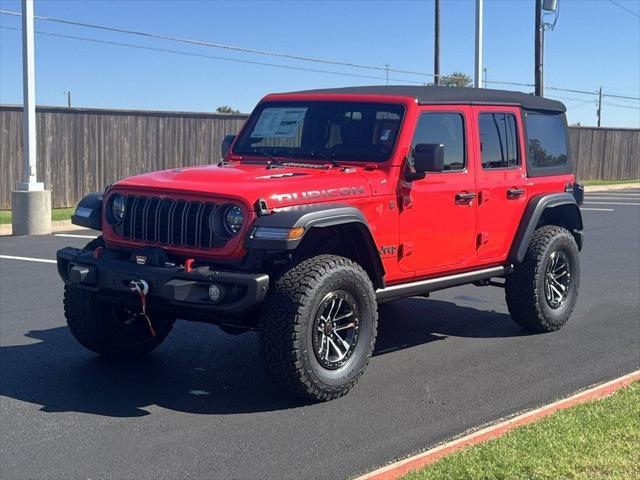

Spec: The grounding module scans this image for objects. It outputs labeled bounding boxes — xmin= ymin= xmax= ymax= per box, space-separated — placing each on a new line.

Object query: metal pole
xmin=483 ymin=67 xmax=488 ymax=88
xmin=384 ymin=65 xmax=389 ymax=85
xmin=65 ymin=90 xmax=71 ymax=107
xmin=534 ymin=0 xmax=544 ymax=96
xmin=12 ymin=0 xmax=50 ymax=236
xmin=597 ymin=87 xmax=602 ymax=127
xmin=19 ymin=0 xmax=42 ymax=191
xmin=474 ymin=0 xmax=483 ymax=88
xmin=434 ymin=0 xmax=440 ymax=86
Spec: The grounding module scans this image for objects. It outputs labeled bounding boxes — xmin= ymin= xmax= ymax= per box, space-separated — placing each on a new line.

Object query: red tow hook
xmin=128 ymin=279 xmax=156 ymax=337
xmin=184 ymin=258 xmax=195 ymax=273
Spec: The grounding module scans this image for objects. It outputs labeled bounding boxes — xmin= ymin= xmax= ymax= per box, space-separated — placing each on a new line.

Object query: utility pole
xmin=434 ymin=0 xmax=440 ymax=85
xmin=483 ymin=67 xmax=488 ymax=88
xmin=384 ymin=65 xmax=390 ymax=85
xmin=597 ymin=87 xmax=602 ymax=127
xmin=474 ymin=0 xmax=483 ymax=88
xmin=534 ymin=0 xmax=544 ymax=96
xmin=12 ymin=0 xmax=51 ymax=236
xmin=64 ymin=90 xmax=71 ymax=107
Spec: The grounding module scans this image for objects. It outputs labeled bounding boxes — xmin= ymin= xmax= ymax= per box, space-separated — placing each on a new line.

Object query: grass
xmin=0 ymin=207 xmax=75 ymax=225
xmin=582 ymin=178 xmax=640 ymax=186
xmin=404 ymin=381 xmax=640 ymax=480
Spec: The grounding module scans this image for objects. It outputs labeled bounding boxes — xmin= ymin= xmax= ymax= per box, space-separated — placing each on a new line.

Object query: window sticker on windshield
xmin=379 ymin=129 xmax=391 ymax=141
xmin=251 ymin=108 xmax=307 ymax=138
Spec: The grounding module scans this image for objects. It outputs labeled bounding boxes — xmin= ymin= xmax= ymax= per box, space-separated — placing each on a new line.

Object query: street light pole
xmin=434 ymin=0 xmax=440 ymax=85
xmin=12 ymin=0 xmax=51 ymax=236
xmin=19 ymin=0 xmax=40 ymax=192
xmin=474 ymin=0 xmax=483 ymax=88
xmin=534 ymin=0 xmax=544 ymax=96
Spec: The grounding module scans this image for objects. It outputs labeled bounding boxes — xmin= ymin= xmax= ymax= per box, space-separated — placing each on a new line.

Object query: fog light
xmin=208 ymin=283 xmax=224 ymax=303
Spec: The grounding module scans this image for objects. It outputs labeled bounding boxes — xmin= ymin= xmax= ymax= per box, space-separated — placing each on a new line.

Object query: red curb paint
xmin=357 ymin=370 xmax=640 ymax=480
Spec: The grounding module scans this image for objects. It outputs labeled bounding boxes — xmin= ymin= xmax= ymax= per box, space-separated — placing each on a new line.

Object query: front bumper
xmin=56 ymin=247 xmax=269 ymax=314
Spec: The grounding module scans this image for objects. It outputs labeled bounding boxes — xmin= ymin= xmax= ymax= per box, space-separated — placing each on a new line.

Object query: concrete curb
xmin=584 ymin=182 xmax=639 ymax=192
xmin=355 ymin=370 xmax=640 ymax=480
xmin=0 ymin=220 xmax=87 ymax=237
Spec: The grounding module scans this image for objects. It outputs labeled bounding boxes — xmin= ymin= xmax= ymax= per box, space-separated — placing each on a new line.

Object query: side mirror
xmin=221 ymin=134 xmax=236 ymax=159
xmin=406 ymin=143 xmax=445 ymax=181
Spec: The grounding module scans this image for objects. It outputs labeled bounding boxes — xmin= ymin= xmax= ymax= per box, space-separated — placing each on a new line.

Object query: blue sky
xmin=1 ymin=0 xmax=639 ymax=127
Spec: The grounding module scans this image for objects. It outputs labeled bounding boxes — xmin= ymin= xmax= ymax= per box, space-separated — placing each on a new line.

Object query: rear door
xmin=473 ymin=106 xmax=528 ymax=261
xmin=399 ymin=107 xmax=477 ymax=274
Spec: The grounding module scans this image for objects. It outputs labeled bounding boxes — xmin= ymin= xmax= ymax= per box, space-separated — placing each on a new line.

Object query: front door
xmin=473 ymin=106 xmax=529 ymax=261
xmin=399 ymin=108 xmax=477 ymax=275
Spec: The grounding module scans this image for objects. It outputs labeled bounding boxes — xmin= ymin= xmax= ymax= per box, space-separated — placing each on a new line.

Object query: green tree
xmin=216 ymin=106 xmax=240 ymax=114
xmin=441 ymin=72 xmax=472 ymax=88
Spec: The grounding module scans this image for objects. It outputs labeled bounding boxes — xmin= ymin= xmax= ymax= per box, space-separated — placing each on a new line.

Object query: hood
xmin=114 ymin=162 xmax=374 ymax=208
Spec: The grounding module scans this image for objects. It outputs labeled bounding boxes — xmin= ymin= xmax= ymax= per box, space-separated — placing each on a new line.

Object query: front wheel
xmin=64 ymin=285 xmax=175 ymax=357
xmin=505 ymin=225 xmax=580 ymax=332
xmin=259 ymin=255 xmax=378 ymax=401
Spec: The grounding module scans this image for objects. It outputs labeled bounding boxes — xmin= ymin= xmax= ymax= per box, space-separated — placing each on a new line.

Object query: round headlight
xmin=111 ymin=194 xmax=126 ymax=223
xmin=223 ymin=205 xmax=244 ymax=235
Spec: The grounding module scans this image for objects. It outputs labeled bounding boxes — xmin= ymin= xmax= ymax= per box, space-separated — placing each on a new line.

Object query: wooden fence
xmin=569 ymin=126 xmax=640 ymax=181
xmin=0 ymin=106 xmax=247 ymax=209
xmin=1 ymin=105 xmax=638 ymax=209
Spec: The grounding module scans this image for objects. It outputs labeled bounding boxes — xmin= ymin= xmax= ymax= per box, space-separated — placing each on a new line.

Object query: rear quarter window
xmin=524 ymin=111 xmax=572 ymax=177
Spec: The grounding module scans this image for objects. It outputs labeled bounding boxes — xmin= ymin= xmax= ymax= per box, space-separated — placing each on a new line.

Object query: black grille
xmin=118 ymin=196 xmax=219 ymax=249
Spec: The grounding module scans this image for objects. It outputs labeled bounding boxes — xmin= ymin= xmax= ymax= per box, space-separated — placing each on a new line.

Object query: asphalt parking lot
xmin=1 ymin=189 xmax=639 ymax=480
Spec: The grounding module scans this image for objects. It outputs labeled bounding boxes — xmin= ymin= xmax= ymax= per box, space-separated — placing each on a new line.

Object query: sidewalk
xmin=0 ymin=220 xmax=86 ymax=237
xmin=584 ymin=182 xmax=639 ymax=192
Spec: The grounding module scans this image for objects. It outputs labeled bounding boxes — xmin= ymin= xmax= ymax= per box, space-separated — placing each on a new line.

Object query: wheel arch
xmin=246 ymin=203 xmax=385 ymax=289
xmin=509 ymin=193 xmax=583 ymax=264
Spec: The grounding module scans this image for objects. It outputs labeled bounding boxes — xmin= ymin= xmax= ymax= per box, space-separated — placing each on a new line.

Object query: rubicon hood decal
xmin=272 ymin=186 xmax=367 ymax=203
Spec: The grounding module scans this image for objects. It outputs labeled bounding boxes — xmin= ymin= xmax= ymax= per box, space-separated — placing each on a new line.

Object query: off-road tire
xmin=259 ymin=255 xmax=378 ymax=401
xmin=63 ymin=236 xmax=175 ymax=357
xmin=505 ymin=225 xmax=580 ymax=333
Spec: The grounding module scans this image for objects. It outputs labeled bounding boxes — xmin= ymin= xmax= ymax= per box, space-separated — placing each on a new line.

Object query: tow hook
xmin=128 ymin=279 xmax=156 ymax=337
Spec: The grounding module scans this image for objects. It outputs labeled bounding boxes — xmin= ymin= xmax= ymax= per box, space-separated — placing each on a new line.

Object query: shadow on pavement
xmin=0 ymin=298 xmax=526 ymax=418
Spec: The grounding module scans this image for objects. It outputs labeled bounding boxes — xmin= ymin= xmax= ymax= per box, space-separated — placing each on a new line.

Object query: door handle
xmin=455 ymin=192 xmax=477 ymax=205
xmin=507 ymin=188 xmax=525 ymax=199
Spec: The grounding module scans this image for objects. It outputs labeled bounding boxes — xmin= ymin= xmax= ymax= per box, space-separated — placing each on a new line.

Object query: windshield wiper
xmin=258 ymin=149 xmax=286 ymax=169
xmin=301 ymin=151 xmax=341 ymax=168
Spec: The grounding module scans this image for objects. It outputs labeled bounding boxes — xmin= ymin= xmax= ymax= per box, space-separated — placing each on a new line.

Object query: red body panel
xmin=105 ymin=92 xmax=574 ymax=283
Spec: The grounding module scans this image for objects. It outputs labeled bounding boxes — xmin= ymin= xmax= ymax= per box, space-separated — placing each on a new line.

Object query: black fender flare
xmin=245 ymin=203 xmax=385 ymax=287
xmin=509 ymin=192 xmax=583 ymax=264
xmin=71 ymin=192 xmax=103 ymax=231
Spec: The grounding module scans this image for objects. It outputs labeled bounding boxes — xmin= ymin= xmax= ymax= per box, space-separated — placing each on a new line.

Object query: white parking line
xmin=54 ymin=233 xmax=98 ymax=239
xmin=0 ymin=254 xmax=56 ymax=264
xmin=583 ymin=201 xmax=640 ymax=206
xmin=580 ymin=208 xmax=615 ymax=211
xmin=585 ymin=196 xmax=640 ymax=200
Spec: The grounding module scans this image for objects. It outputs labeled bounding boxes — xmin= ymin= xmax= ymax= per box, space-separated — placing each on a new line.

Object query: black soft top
xmin=287 ymin=85 xmax=565 ymax=113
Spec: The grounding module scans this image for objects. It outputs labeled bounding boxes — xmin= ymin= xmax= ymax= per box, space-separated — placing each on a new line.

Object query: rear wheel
xmin=505 ymin=225 xmax=580 ymax=332
xmin=259 ymin=255 xmax=378 ymax=401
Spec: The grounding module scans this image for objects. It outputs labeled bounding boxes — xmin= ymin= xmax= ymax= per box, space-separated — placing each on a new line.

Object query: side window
xmin=411 ymin=112 xmax=465 ymax=171
xmin=524 ymin=111 xmax=569 ymax=171
xmin=479 ymin=113 xmax=519 ymax=169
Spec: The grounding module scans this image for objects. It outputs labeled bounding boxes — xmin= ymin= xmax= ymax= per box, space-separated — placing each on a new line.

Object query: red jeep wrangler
xmin=58 ymin=86 xmax=584 ymax=401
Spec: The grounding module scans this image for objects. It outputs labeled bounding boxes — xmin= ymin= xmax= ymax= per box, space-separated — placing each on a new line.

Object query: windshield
xmin=234 ymin=101 xmax=405 ymax=162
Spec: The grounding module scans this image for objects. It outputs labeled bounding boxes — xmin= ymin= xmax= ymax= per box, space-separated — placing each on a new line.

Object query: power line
xmin=607 ymin=0 xmax=640 ymax=19
xmin=0 ymin=9 xmax=438 ymax=79
xmin=1 ymin=9 xmax=638 ymax=100
xmin=546 ymin=85 xmax=640 ymax=101
xmin=606 ymin=102 xmax=640 ymax=110
xmin=0 ymin=8 xmax=529 ymax=87
xmin=0 ymin=26 xmax=423 ymax=85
